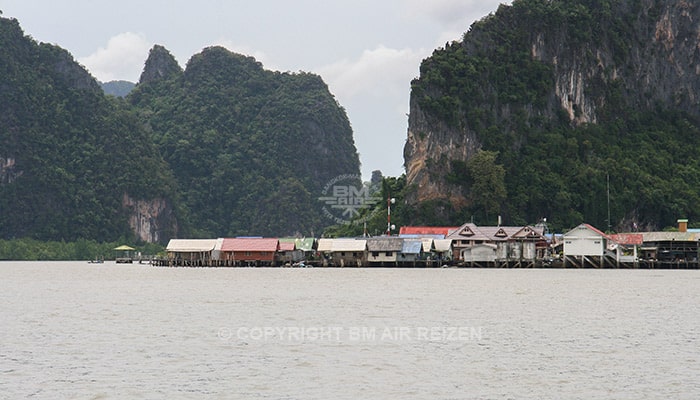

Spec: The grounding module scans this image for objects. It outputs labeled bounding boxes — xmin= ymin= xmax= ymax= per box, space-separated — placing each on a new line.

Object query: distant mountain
xmin=100 ymin=80 xmax=135 ymax=97
xmin=0 ymin=16 xmax=179 ymax=243
xmin=404 ymin=0 xmax=700 ymax=232
xmin=129 ymin=45 xmax=361 ymax=237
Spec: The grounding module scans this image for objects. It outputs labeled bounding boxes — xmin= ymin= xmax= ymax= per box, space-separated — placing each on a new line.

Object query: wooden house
xmin=446 ymin=223 xmax=491 ymax=262
xmin=166 ymin=239 xmax=219 ymax=267
xmin=366 ymin=237 xmax=404 ymax=266
xmin=399 ymin=239 xmax=424 ymax=265
xmin=277 ymin=239 xmax=303 ymax=264
xmin=461 ymin=243 xmax=498 ymax=265
xmin=562 ymin=224 xmax=619 ymax=268
xmin=608 ymin=233 xmax=643 ymax=267
xmin=220 ymin=237 xmax=280 ymax=266
xmin=432 ymin=239 xmax=453 ymax=262
xmin=505 ymin=226 xmax=548 ymax=267
xmin=317 ymin=238 xmax=366 ymax=267
xmin=293 ymin=238 xmax=316 ymax=260
xmin=447 ymin=223 xmax=521 ymax=263
xmin=638 ymin=232 xmax=699 ymax=265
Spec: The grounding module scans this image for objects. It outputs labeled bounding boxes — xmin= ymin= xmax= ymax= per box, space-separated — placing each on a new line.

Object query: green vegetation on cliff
xmin=0 ymin=16 xmax=178 ymax=242
xmin=0 ymin=16 xmax=360 ymax=244
xmin=406 ymin=0 xmax=700 ymax=232
xmin=129 ymin=46 xmax=360 ymax=238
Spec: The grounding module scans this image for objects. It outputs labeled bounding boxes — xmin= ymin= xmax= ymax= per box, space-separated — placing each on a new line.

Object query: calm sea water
xmin=1 ymin=261 xmax=698 ymax=399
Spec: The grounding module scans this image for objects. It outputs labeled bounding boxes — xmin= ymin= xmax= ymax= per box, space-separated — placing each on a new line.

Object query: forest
xmin=0 ymin=15 xmax=360 ymax=249
xmin=404 ymin=0 xmax=700 ymax=233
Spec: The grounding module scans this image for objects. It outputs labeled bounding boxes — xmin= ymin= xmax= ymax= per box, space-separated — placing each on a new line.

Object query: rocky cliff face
xmin=138 ymin=45 xmax=183 ymax=84
xmin=405 ymin=0 xmax=700 ymax=210
xmin=122 ymin=194 xmax=176 ymax=243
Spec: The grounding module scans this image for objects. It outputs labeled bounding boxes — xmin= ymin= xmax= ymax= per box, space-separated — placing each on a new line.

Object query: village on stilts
xmin=153 ymin=219 xmax=700 ymax=269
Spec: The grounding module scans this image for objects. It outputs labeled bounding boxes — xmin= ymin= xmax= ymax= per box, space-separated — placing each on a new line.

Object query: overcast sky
xmin=2 ymin=0 xmax=508 ymax=180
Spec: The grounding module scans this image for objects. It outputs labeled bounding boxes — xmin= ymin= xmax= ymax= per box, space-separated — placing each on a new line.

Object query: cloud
xmin=403 ymin=0 xmax=510 ymax=49
xmin=405 ymin=0 xmax=504 ymax=26
xmin=78 ymin=32 xmax=152 ymax=82
xmin=314 ymin=46 xmax=429 ymax=178
xmin=316 ymin=45 xmax=425 ymax=102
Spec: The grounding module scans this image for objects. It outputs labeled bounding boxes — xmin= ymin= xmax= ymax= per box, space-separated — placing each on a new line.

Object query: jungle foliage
xmin=129 ymin=46 xmax=360 ymax=238
xmin=0 ymin=16 xmax=360 ymax=249
xmin=0 ymin=16 xmax=178 ymax=243
xmin=408 ymin=0 xmax=700 ymax=232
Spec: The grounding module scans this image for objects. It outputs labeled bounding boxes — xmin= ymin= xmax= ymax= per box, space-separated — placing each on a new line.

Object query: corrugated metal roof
xmin=401 ymin=239 xmax=423 ymax=254
xmin=294 ymin=238 xmax=315 ymax=251
xmin=332 ymin=239 xmax=367 ymax=252
xmin=367 ymin=237 xmax=404 ymax=251
xmin=640 ymin=231 xmax=700 ymax=242
xmin=317 ymin=238 xmax=367 ymax=252
xmin=511 ymin=226 xmax=546 ymax=240
xmin=317 ymin=238 xmax=333 ymax=252
xmin=610 ymin=233 xmax=644 ymax=245
xmin=221 ymin=238 xmax=279 ymax=252
xmin=433 ymin=239 xmax=453 ymax=252
xmin=279 ymin=242 xmax=295 ymax=251
xmin=166 ymin=239 xmax=218 ymax=252
xmin=477 ymin=226 xmax=523 ymax=241
xmin=446 ymin=223 xmax=490 ymax=241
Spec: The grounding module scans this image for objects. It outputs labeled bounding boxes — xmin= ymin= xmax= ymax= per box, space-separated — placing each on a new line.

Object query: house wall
xmin=398 ymin=252 xmax=420 ymax=262
xmin=276 ymin=250 xmax=304 ymax=263
xmin=496 ymin=242 xmax=509 ymax=259
xmin=233 ymin=251 xmax=275 ymax=262
xmin=367 ymin=251 xmax=398 ymax=263
xmin=461 ymin=245 xmax=496 ymax=262
xmin=502 ymin=242 xmax=537 ymax=260
xmin=332 ymin=252 xmax=364 ymax=267
xmin=168 ymin=251 xmax=212 ymax=263
xmin=522 ymin=242 xmax=537 ymax=260
xmin=563 ymin=226 xmax=605 ymax=256
xmin=564 ymin=236 xmax=604 ymax=256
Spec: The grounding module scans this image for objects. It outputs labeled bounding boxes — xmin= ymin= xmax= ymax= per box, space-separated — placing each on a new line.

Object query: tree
xmin=467 ymin=150 xmax=507 ymax=221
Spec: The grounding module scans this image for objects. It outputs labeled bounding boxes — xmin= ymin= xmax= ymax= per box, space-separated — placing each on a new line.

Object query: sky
xmin=1 ymin=0 xmax=509 ymax=180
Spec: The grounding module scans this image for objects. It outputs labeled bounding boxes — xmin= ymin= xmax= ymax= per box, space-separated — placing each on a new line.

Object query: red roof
xmin=583 ymin=223 xmax=614 ymax=241
xmin=609 ymin=233 xmax=644 ymax=246
xmin=221 ymin=238 xmax=279 ymax=252
xmin=279 ymin=242 xmax=295 ymax=251
xmin=399 ymin=226 xmax=459 ymax=236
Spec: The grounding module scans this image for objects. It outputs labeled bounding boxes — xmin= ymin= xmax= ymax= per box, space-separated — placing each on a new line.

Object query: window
xmin=372 ymin=252 xmax=379 ymax=257
xmin=386 ymin=252 xmax=393 ymax=256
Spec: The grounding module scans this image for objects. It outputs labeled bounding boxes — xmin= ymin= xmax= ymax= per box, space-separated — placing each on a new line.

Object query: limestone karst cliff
xmin=404 ymin=0 xmax=700 ymax=231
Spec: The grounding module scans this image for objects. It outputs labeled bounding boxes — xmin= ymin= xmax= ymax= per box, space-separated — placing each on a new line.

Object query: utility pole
xmin=386 ymin=194 xmax=395 ymax=236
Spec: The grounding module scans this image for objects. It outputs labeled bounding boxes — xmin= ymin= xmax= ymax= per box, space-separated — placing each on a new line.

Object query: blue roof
xmin=401 ymin=240 xmax=423 ymax=254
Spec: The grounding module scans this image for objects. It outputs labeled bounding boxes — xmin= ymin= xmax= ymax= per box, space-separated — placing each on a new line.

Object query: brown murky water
xmin=1 ymin=262 xmax=698 ymax=399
